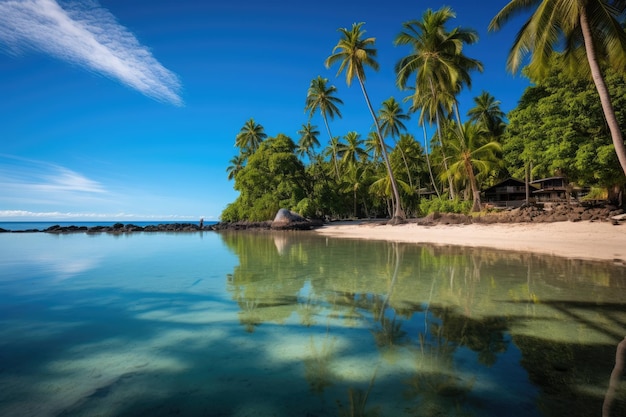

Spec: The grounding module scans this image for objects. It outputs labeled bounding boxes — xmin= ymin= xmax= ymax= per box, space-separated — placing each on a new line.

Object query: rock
xmin=271 ymin=208 xmax=322 ymax=230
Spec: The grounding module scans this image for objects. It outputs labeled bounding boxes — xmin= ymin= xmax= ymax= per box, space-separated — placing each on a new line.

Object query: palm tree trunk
xmin=323 ymin=115 xmax=341 ymax=180
xmin=430 ymin=78 xmax=455 ymax=199
xmin=357 ymin=76 xmax=405 ymax=221
xmin=398 ymin=145 xmax=414 ymax=189
xmin=422 ymin=123 xmax=441 ymax=198
xmin=580 ymin=7 xmax=626 ymax=177
xmin=465 ymin=158 xmax=482 ymax=212
xmin=435 ymin=109 xmax=456 ymax=199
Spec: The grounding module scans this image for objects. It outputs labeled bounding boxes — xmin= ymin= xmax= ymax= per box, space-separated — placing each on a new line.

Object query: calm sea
xmin=0 ymin=231 xmax=624 ymax=417
xmin=0 ymin=221 xmax=215 ymax=231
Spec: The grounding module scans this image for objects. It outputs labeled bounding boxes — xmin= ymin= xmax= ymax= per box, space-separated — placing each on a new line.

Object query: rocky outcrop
xmin=416 ymin=203 xmax=624 ymax=225
xmin=478 ymin=203 xmax=624 ymax=224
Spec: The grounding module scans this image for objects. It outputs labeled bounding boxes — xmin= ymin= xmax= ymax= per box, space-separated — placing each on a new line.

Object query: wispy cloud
xmin=0 ymin=154 xmax=104 ymax=189
xmin=0 ymin=0 xmax=182 ymax=105
xmin=0 ymin=154 xmax=108 ymax=207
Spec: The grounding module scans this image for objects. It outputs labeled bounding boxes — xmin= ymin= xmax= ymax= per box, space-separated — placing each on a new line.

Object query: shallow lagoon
xmin=0 ymin=231 xmax=624 ymax=417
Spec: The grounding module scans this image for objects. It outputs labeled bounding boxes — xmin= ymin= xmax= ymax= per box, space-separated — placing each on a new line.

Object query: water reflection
xmin=0 ymin=232 xmax=624 ymax=416
xmin=221 ymin=231 xmax=626 ymax=417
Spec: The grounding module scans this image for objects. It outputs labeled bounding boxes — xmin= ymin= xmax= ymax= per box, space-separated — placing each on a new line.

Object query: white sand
xmin=314 ymin=220 xmax=626 ymax=263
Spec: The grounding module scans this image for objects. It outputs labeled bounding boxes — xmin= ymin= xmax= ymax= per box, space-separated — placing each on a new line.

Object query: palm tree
xmin=489 ymin=0 xmax=626 ymax=176
xmin=235 ymin=118 xmax=267 ymax=157
xmin=297 ymin=122 xmax=321 ymax=161
xmin=326 ymin=22 xmax=405 ymax=222
xmin=339 ymin=131 xmax=368 ymax=169
xmin=305 ymin=76 xmax=344 ymax=142
xmin=395 ymin=7 xmax=483 ymax=198
xmin=443 ymin=121 xmax=502 ymax=212
xmin=393 ymin=133 xmax=424 ymax=191
xmin=378 ymin=97 xmax=409 ymax=139
xmin=323 ymin=136 xmax=343 ymax=180
xmin=226 ymin=153 xmax=246 ymax=181
xmin=365 ymin=131 xmax=390 ymax=163
xmin=467 ymin=91 xmax=506 ymax=139
xmin=341 ymin=163 xmax=370 ymax=218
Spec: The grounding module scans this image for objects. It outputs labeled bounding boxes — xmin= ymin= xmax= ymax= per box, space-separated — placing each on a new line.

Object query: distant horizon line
xmin=0 ymin=211 xmax=216 ymax=222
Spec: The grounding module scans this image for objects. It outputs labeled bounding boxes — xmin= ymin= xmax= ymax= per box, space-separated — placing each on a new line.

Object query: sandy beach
xmin=314 ymin=220 xmax=626 ymax=263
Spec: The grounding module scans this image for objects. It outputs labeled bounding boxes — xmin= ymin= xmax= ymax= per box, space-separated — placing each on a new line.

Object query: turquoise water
xmin=0 ymin=231 xmax=624 ymax=416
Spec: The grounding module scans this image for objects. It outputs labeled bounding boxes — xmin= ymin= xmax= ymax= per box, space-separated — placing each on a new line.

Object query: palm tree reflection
xmin=303 ymin=333 xmax=336 ymax=394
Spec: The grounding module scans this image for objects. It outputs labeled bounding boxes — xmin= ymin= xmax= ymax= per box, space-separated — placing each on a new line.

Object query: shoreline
xmin=314 ymin=220 xmax=626 ymax=264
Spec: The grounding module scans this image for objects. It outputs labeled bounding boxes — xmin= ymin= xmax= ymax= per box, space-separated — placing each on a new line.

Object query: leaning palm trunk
xmin=398 ymin=145 xmax=414 ymax=190
xmin=357 ymin=75 xmax=405 ymax=221
xmin=579 ymin=8 xmax=626 ymax=178
xmin=322 ymin=116 xmax=341 ymax=180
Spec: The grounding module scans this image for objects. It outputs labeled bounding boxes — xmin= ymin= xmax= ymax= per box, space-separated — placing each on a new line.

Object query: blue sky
xmin=0 ymin=0 xmax=530 ymax=221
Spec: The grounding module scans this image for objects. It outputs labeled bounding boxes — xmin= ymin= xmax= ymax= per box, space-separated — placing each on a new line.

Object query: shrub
xmin=419 ymin=196 xmax=471 ymax=215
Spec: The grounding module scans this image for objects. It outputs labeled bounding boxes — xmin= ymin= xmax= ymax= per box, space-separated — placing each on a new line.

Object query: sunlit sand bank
xmin=314 ymin=220 xmax=626 ymax=263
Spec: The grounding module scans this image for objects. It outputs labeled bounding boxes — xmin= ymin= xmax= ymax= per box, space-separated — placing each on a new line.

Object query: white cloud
xmin=0 ymin=155 xmax=106 ymax=195
xmin=0 ymin=0 xmax=182 ymax=105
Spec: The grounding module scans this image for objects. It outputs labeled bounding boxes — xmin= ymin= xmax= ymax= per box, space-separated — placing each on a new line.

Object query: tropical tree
xmin=326 ymin=22 xmax=405 ymax=221
xmin=339 ymin=131 xmax=368 ymax=169
xmin=365 ymin=131 xmax=390 ymax=163
xmin=395 ymin=7 xmax=483 ymax=199
xmin=226 ymin=153 xmax=246 ymax=181
xmin=305 ymin=76 xmax=344 ymax=142
xmin=378 ymin=97 xmax=409 ymax=139
xmin=222 ymin=134 xmax=307 ymax=221
xmin=467 ymin=91 xmax=506 ymax=139
xmin=392 ymin=133 xmax=424 ymax=191
xmin=235 ymin=118 xmax=267 ymax=157
xmin=443 ymin=121 xmax=502 ymax=212
xmin=297 ymin=122 xmax=321 ymax=161
xmin=391 ymin=134 xmax=426 ymax=216
xmin=502 ymin=60 xmax=626 ymax=198
xmin=323 ymin=136 xmax=344 ymax=180
xmin=489 ymin=0 xmax=626 ymax=177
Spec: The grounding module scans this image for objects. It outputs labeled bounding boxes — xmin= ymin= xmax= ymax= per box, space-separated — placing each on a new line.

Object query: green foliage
xmin=502 ymin=59 xmax=626 ymax=187
xmin=419 ymin=196 xmax=471 ymax=215
xmin=221 ymin=133 xmax=307 ymax=221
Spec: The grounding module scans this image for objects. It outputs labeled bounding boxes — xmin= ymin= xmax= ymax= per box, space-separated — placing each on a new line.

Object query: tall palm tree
xmin=326 ymin=22 xmax=405 ymax=221
xmin=467 ymin=91 xmax=506 ymax=139
xmin=489 ymin=0 xmax=626 ymax=176
xmin=297 ymin=122 xmax=321 ymax=161
xmin=305 ymin=76 xmax=344 ymax=142
xmin=226 ymin=153 xmax=246 ymax=181
xmin=235 ymin=118 xmax=267 ymax=157
xmin=395 ymin=7 xmax=483 ymax=198
xmin=443 ymin=121 xmax=502 ymax=212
